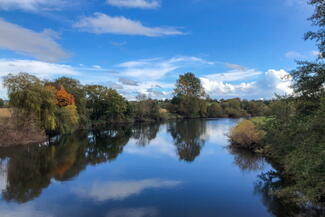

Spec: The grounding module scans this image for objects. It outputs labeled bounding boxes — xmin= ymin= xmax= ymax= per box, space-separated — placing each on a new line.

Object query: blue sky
xmin=0 ymin=0 xmax=318 ymax=100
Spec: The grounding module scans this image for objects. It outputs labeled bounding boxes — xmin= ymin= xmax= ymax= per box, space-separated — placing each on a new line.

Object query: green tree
xmin=133 ymin=94 xmax=161 ymax=121
xmin=85 ymin=85 xmax=129 ymax=123
xmin=174 ymin=72 xmax=205 ymax=97
xmin=221 ymin=98 xmax=247 ymax=118
xmin=173 ymin=73 xmax=207 ymax=118
xmin=207 ymin=103 xmax=224 ymax=117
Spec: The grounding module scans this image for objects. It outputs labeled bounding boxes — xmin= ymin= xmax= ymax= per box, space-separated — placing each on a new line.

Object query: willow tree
xmin=3 ymin=73 xmax=57 ymax=132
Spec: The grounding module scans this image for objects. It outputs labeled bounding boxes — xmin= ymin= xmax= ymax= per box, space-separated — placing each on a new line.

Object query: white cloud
xmin=73 ymin=179 xmax=181 ymax=201
xmin=106 ymin=0 xmax=160 ymax=9
xmin=285 ymin=50 xmax=324 ymax=59
xmin=0 ymin=59 xmax=78 ymax=78
xmin=285 ymin=0 xmax=307 ymax=6
xmin=100 ymin=81 xmax=124 ymax=89
xmin=0 ymin=19 xmax=69 ymax=62
xmin=224 ymin=63 xmax=246 ymax=71
xmin=0 ymin=0 xmax=66 ymax=11
xmin=310 ymin=50 xmax=322 ymax=58
xmin=201 ymin=69 xmax=293 ymax=99
xmin=204 ymin=69 xmax=261 ymax=82
xmin=119 ymin=77 xmax=139 ymax=86
xmin=92 ymin=65 xmax=102 ymax=70
xmin=0 ymin=58 xmax=80 ymax=98
xmin=117 ymin=81 xmax=173 ymax=100
xmin=201 ymin=78 xmax=255 ymax=98
xmin=263 ymin=69 xmax=293 ymax=95
xmin=118 ymin=56 xmax=212 ymax=80
xmin=285 ymin=51 xmax=305 ymax=59
xmin=74 ymin=13 xmax=185 ymax=37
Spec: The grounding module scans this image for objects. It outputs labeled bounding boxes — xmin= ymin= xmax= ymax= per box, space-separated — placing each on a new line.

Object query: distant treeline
xmin=0 ymin=72 xmax=270 ymax=137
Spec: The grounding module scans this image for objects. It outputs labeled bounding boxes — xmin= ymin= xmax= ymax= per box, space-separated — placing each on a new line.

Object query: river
xmin=0 ymin=119 xmax=313 ymax=217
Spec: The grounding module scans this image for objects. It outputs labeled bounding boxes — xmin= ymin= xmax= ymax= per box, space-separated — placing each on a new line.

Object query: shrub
xmin=229 ymin=119 xmax=265 ymax=150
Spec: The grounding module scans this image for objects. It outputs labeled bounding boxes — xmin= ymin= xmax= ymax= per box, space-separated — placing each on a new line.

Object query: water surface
xmin=0 ymin=119 xmax=287 ymax=217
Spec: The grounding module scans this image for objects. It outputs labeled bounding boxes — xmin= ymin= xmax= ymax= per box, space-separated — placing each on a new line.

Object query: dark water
xmin=0 ymin=119 xmax=316 ymax=217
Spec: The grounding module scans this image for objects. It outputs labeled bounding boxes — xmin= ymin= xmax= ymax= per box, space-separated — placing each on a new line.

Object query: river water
xmin=0 ymin=119 xmax=303 ymax=217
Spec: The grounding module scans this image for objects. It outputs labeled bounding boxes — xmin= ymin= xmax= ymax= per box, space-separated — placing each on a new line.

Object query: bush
xmin=229 ymin=119 xmax=265 ymax=150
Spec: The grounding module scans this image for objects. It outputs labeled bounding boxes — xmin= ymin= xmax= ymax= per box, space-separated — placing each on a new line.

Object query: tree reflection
xmin=168 ymin=120 xmax=206 ymax=162
xmin=229 ymin=145 xmax=325 ymax=216
xmin=254 ymin=171 xmax=325 ymax=217
xmin=86 ymin=125 xmax=133 ymax=164
xmin=0 ymin=145 xmax=54 ymax=203
xmin=0 ymin=125 xmax=133 ymax=203
xmin=132 ymin=123 xmax=160 ymax=146
xmin=228 ymin=147 xmax=265 ymax=172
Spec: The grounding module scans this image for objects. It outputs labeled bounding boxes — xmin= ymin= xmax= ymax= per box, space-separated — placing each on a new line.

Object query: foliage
xmin=221 ymin=98 xmax=248 ymax=118
xmin=174 ymin=72 xmax=205 ymax=98
xmin=0 ymin=98 xmax=4 ymax=108
xmin=55 ymin=105 xmax=79 ymax=134
xmin=55 ymin=86 xmax=75 ymax=107
xmin=242 ymin=100 xmax=270 ymax=116
xmin=2 ymin=73 xmax=81 ymax=135
xmin=247 ymin=1 xmax=325 ymax=207
xmin=133 ymin=95 xmax=161 ymax=122
xmin=305 ymin=0 xmax=325 ymax=57
xmin=52 ymin=77 xmax=88 ymax=128
xmin=207 ymin=103 xmax=224 ymax=118
xmin=229 ymin=119 xmax=265 ymax=150
xmin=3 ymin=73 xmax=57 ymax=132
xmin=2 ymin=72 xmax=272 ymax=138
xmin=85 ymin=85 xmax=130 ymax=124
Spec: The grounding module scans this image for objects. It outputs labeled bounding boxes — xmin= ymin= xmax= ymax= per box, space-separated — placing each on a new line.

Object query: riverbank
xmin=0 ymin=105 xmax=244 ymax=147
xmin=0 ymin=108 xmax=47 ymax=147
xmin=228 ymin=117 xmax=325 ymax=209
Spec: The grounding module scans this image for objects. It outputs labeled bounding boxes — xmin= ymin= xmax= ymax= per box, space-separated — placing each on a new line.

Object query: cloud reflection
xmin=0 ymin=203 xmax=52 ymax=217
xmin=106 ymin=207 xmax=159 ymax=217
xmin=74 ymin=179 xmax=181 ymax=201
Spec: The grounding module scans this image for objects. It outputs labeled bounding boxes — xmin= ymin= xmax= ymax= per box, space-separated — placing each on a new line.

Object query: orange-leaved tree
xmin=56 ymin=85 xmax=75 ymax=107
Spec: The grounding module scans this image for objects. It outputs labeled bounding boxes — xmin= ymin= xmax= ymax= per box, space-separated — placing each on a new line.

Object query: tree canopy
xmin=174 ymin=72 xmax=205 ymax=98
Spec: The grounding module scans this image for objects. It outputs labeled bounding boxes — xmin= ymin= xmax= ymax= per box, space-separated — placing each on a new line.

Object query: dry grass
xmin=0 ymin=110 xmax=46 ymax=147
xmin=229 ymin=119 xmax=265 ymax=150
xmin=0 ymin=108 xmax=11 ymax=120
